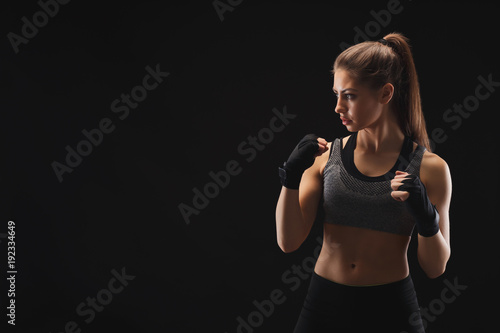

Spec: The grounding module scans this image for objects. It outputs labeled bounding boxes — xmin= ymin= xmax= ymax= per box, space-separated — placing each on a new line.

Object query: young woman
xmin=276 ymin=33 xmax=452 ymax=332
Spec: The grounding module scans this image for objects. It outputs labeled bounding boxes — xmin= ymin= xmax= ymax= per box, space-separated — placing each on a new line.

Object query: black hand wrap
xmin=278 ymin=134 xmax=319 ymax=189
xmin=398 ymin=174 xmax=440 ymax=237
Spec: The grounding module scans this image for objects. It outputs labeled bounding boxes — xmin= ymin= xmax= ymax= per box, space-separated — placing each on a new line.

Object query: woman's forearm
xmin=417 ymin=231 xmax=451 ymax=278
xmin=275 ymin=187 xmax=312 ymax=253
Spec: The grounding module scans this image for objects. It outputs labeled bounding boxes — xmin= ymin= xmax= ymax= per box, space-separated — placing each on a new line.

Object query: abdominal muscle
xmin=314 ymin=222 xmax=411 ymax=286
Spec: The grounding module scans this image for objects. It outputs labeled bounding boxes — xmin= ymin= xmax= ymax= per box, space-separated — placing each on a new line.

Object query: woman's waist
xmin=314 ymin=252 xmax=409 ymax=286
xmin=316 ymin=227 xmax=410 ymax=286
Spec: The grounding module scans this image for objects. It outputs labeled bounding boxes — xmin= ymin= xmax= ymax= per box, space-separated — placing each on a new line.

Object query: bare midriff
xmin=314 ymin=223 xmax=411 ymax=286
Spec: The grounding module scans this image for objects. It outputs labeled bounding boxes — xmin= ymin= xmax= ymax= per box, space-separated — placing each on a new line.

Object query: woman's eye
xmin=333 ymin=93 xmax=355 ymax=100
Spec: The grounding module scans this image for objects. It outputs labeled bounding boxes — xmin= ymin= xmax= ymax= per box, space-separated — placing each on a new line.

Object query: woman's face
xmin=333 ymin=69 xmax=387 ymax=132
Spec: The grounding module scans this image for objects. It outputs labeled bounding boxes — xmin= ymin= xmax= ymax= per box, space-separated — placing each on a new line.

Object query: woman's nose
xmin=335 ymin=98 xmax=346 ymax=114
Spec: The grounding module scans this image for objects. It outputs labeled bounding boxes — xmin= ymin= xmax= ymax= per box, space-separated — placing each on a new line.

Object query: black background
xmin=0 ymin=0 xmax=498 ymax=332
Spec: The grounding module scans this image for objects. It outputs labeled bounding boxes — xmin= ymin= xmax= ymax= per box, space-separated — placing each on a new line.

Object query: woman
xmin=275 ymin=33 xmax=451 ymax=332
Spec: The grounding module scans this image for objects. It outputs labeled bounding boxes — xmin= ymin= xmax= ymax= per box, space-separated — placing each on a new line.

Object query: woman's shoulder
xmin=421 ymin=150 xmax=449 ymax=173
xmin=420 ymin=150 xmax=451 ymax=190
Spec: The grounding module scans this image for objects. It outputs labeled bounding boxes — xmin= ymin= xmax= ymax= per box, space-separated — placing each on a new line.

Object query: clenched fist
xmin=278 ymin=134 xmax=328 ymax=189
xmin=391 ymin=171 xmax=440 ymax=237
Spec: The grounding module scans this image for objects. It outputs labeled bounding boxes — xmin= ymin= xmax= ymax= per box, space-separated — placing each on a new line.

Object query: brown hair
xmin=332 ymin=32 xmax=431 ymax=151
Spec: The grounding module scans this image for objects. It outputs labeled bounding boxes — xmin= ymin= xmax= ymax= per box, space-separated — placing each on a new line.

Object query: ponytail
xmin=333 ymin=32 xmax=431 ymax=151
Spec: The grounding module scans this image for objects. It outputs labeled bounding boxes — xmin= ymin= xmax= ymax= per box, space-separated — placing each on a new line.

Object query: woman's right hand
xmin=279 ymin=134 xmax=328 ymax=189
xmin=286 ymin=134 xmax=328 ymax=172
xmin=314 ymin=136 xmax=329 ymax=157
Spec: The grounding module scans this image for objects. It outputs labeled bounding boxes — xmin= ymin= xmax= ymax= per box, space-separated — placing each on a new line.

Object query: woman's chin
xmin=344 ymin=123 xmax=358 ymax=132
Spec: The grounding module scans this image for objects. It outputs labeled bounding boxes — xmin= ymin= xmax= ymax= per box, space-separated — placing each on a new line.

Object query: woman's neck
xmin=356 ymin=110 xmax=404 ymax=154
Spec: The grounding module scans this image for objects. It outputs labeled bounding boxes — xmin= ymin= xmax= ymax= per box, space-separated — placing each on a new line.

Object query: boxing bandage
xmin=278 ymin=134 xmax=319 ymax=189
xmin=398 ymin=174 xmax=440 ymax=237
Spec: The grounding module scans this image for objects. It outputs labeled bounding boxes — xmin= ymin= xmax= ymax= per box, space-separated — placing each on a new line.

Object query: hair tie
xmin=378 ymin=38 xmax=388 ymax=46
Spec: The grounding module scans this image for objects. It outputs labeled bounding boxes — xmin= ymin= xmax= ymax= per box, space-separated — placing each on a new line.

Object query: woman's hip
xmin=294 ymin=271 xmax=424 ymax=333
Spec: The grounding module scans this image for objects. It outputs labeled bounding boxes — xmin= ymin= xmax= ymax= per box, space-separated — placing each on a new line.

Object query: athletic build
xmin=276 ymin=33 xmax=451 ymax=332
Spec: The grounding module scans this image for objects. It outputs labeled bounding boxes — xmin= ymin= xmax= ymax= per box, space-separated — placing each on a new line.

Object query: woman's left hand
xmin=390 ymin=170 xmax=440 ymax=237
xmin=390 ymin=171 xmax=412 ymax=202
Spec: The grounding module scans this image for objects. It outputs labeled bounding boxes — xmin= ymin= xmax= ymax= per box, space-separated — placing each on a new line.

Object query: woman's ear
xmin=380 ymin=83 xmax=394 ymax=105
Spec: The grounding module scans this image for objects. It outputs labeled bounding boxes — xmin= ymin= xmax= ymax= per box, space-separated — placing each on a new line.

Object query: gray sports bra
xmin=322 ymin=133 xmax=426 ymax=236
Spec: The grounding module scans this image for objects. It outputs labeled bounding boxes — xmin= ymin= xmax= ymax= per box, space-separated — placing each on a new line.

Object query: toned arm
xmin=417 ymin=151 xmax=452 ymax=278
xmin=275 ymin=142 xmax=329 ymax=252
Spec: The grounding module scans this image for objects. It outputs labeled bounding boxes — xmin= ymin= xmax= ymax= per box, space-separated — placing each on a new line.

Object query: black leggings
xmin=294 ymin=271 xmax=425 ymax=333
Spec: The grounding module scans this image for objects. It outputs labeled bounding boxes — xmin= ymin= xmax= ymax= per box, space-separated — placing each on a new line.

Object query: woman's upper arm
xmin=421 ymin=152 xmax=452 ymax=245
xmin=298 ymin=142 xmax=330 ymax=226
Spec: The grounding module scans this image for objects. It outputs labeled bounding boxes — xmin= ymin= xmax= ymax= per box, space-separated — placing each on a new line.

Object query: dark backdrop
xmin=0 ymin=0 xmax=498 ymax=332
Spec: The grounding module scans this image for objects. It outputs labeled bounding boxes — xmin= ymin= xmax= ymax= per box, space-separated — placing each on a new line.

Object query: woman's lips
xmin=340 ymin=117 xmax=352 ymax=125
